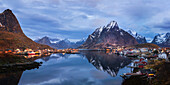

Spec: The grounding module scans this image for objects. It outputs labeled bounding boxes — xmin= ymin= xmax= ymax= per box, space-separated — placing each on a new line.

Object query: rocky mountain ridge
xmin=127 ymin=30 xmax=147 ymax=44
xmin=79 ymin=21 xmax=138 ymax=49
xmin=151 ymin=32 xmax=170 ymax=47
xmin=35 ymin=36 xmax=86 ymax=49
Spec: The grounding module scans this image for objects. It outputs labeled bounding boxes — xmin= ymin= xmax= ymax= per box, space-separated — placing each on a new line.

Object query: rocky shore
xmin=0 ymin=53 xmax=42 ymax=73
xmin=122 ymin=60 xmax=170 ymax=85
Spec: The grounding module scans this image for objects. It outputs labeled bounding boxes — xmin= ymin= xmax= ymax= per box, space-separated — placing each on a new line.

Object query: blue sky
xmin=0 ymin=0 xmax=170 ymax=42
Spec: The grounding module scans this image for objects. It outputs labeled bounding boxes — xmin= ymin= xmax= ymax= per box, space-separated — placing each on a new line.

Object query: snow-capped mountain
xmin=35 ymin=36 xmax=85 ymax=49
xmin=76 ymin=38 xmax=86 ymax=46
xmin=50 ymin=38 xmax=60 ymax=43
xmin=35 ymin=36 xmax=60 ymax=44
xmin=151 ymin=32 xmax=170 ymax=47
xmin=79 ymin=21 xmax=138 ymax=49
xmin=127 ymin=30 xmax=147 ymax=44
xmin=53 ymin=39 xmax=75 ymax=49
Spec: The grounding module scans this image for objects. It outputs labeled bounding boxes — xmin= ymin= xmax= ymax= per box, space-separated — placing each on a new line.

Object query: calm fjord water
xmin=17 ymin=51 xmax=131 ymax=85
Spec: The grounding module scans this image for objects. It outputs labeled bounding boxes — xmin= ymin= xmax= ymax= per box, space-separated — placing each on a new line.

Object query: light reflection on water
xmin=1 ymin=51 xmax=132 ymax=85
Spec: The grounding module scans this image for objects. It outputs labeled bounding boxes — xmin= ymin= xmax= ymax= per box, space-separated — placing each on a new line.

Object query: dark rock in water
xmin=0 ymin=62 xmax=42 ymax=73
xmin=79 ymin=21 xmax=138 ymax=49
xmin=151 ymin=32 xmax=170 ymax=47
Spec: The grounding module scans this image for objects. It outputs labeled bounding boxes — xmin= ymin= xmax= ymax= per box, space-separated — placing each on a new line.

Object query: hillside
xmin=129 ymin=43 xmax=160 ymax=48
xmin=0 ymin=9 xmax=51 ymax=50
xmin=0 ymin=31 xmax=50 ymax=50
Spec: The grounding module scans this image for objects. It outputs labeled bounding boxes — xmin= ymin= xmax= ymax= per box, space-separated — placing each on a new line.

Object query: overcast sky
xmin=0 ymin=0 xmax=170 ymax=42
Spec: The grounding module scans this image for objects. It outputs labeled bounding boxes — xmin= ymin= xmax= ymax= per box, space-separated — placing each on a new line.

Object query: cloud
xmin=153 ymin=18 xmax=170 ymax=30
xmin=0 ymin=0 xmax=170 ymax=40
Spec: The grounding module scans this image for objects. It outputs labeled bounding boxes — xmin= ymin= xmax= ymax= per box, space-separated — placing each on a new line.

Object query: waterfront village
xmin=0 ymin=46 xmax=170 ymax=84
xmin=0 ymin=47 xmax=169 ymax=59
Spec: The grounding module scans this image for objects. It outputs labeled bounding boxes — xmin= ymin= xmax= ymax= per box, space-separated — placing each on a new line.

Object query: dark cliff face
xmin=151 ymin=32 xmax=170 ymax=47
xmin=79 ymin=21 xmax=138 ymax=49
xmin=0 ymin=9 xmax=24 ymax=35
xmin=0 ymin=9 xmax=51 ymax=50
xmin=136 ymin=37 xmax=147 ymax=44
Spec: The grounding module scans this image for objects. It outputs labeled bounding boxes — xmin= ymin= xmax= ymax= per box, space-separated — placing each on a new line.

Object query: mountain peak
xmin=106 ymin=21 xmax=118 ymax=28
xmin=63 ymin=38 xmax=70 ymax=43
xmin=0 ymin=9 xmax=51 ymax=50
xmin=42 ymin=36 xmax=50 ymax=40
xmin=0 ymin=9 xmax=24 ymax=34
xmin=151 ymin=32 xmax=170 ymax=47
xmin=127 ymin=30 xmax=147 ymax=44
xmin=43 ymin=36 xmax=49 ymax=38
xmin=79 ymin=21 xmax=138 ymax=49
xmin=3 ymin=9 xmax=12 ymax=13
xmin=36 ymin=36 xmax=51 ymax=46
xmin=105 ymin=21 xmax=119 ymax=31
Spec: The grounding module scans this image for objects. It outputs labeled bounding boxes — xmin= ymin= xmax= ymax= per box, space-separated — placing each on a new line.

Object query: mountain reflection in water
xmin=0 ymin=51 xmax=132 ymax=85
xmin=83 ymin=51 xmax=131 ymax=77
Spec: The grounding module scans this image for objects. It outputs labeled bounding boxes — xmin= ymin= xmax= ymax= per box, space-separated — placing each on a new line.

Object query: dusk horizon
xmin=0 ymin=0 xmax=170 ymax=42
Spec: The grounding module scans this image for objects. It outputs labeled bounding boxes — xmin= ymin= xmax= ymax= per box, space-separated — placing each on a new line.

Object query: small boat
xmin=122 ymin=71 xmax=146 ymax=76
xmin=121 ymin=69 xmax=156 ymax=78
xmin=35 ymin=50 xmax=41 ymax=54
xmin=26 ymin=51 xmax=35 ymax=55
xmin=126 ymin=66 xmax=139 ymax=68
xmin=147 ymin=72 xmax=156 ymax=78
xmin=142 ymin=53 xmax=158 ymax=58
xmin=127 ymin=63 xmax=145 ymax=68
xmin=138 ymin=64 xmax=144 ymax=68
xmin=134 ymin=58 xmax=147 ymax=65
xmin=126 ymin=52 xmax=139 ymax=57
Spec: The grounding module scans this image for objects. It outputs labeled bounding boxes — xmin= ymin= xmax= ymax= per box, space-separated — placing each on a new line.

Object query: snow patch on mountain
xmin=50 ymin=39 xmax=60 ymax=43
xmin=128 ymin=30 xmax=144 ymax=39
xmin=79 ymin=21 xmax=138 ymax=49
xmin=106 ymin=21 xmax=118 ymax=31
xmin=127 ymin=30 xmax=147 ymax=44
xmin=151 ymin=32 xmax=170 ymax=47
xmin=90 ymin=21 xmax=120 ymax=40
xmin=153 ymin=33 xmax=169 ymax=44
xmin=120 ymin=32 xmax=123 ymax=36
